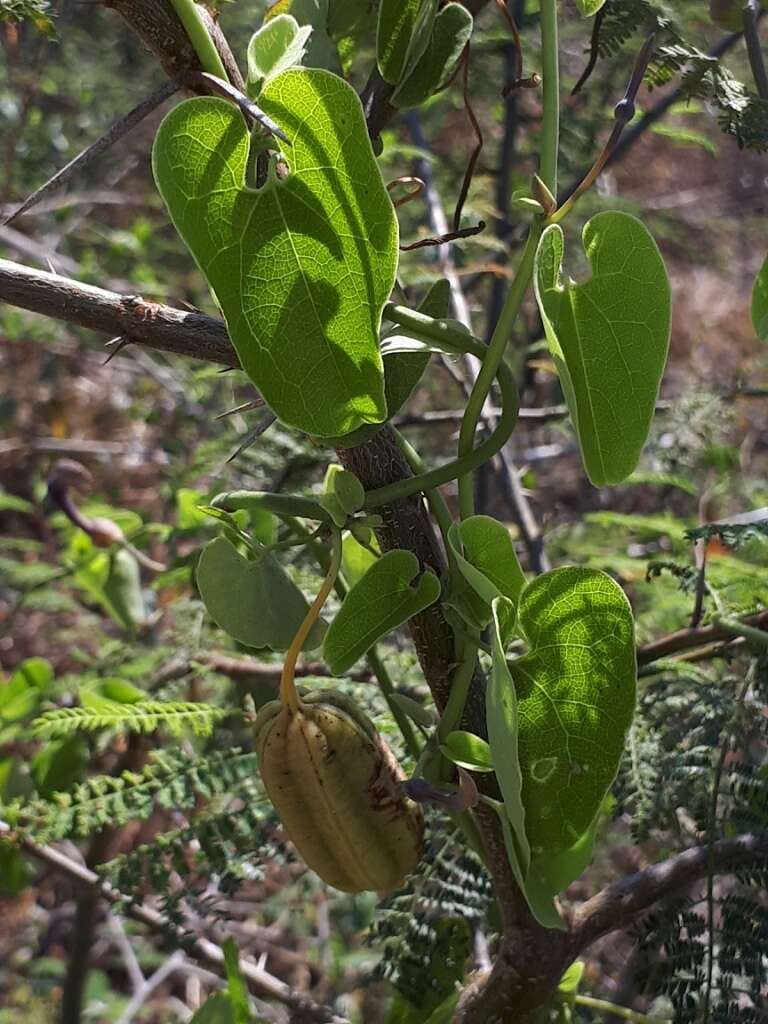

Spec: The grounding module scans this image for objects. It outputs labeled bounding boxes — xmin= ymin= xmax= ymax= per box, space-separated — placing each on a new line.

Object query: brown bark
xmin=0 ymin=257 xmax=236 ymax=367
xmin=106 ymin=0 xmax=244 ymax=89
xmin=637 ymin=608 xmax=768 ymax=666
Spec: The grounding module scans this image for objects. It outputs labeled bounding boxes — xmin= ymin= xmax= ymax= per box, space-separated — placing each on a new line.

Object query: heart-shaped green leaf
xmin=752 ymin=252 xmax=768 ymax=340
xmin=323 ymin=549 xmax=440 ymax=673
xmin=197 ymin=536 xmax=326 ymax=651
xmin=511 ymin=566 xmax=636 ymax=853
xmin=534 ymin=212 xmax=671 ymax=486
xmin=447 ymin=515 xmax=525 ymax=639
xmin=392 ymin=2 xmax=473 ymax=109
xmin=153 ymin=69 xmax=397 ymax=437
xmin=246 ymin=14 xmax=312 ymax=96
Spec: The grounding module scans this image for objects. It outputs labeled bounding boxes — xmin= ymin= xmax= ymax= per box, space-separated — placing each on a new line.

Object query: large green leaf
xmin=377 ymin=0 xmax=437 ymax=84
xmin=752 ymin=252 xmax=768 ymax=339
xmin=447 ymin=515 xmax=525 ymax=639
xmin=499 ymin=816 xmax=563 ymax=931
xmin=392 ymin=2 xmax=473 ymax=109
xmin=153 ymin=69 xmax=397 ymax=437
xmin=534 ymin=212 xmax=671 ymax=486
xmin=487 ymin=598 xmax=530 ymax=885
xmin=196 ymin=536 xmax=326 ymax=651
xmin=334 ymin=278 xmax=450 ymax=448
xmin=323 ymin=549 xmax=440 ymax=673
xmin=511 ymin=566 xmax=636 ymax=853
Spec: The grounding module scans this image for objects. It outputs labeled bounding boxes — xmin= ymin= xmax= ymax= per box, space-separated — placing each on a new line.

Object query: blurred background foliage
xmin=1 ymin=0 xmax=767 ymax=1021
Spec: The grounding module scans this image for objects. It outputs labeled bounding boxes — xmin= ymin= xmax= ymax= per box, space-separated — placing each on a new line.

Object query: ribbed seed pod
xmin=255 ymin=689 xmax=424 ymax=892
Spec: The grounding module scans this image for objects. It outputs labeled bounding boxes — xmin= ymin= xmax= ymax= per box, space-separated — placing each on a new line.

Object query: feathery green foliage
xmin=31 ymin=701 xmax=235 ymax=739
xmin=370 ymin=825 xmax=492 ymax=1014
xmin=591 ymin=1 xmax=768 ymax=149
xmin=5 ymin=748 xmax=258 ymax=844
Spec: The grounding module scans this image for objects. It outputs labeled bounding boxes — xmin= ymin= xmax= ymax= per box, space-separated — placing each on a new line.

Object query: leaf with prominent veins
xmin=534 ymin=212 xmax=670 ymax=486
xmin=153 ymin=68 xmax=397 ymax=437
xmin=510 ymin=566 xmax=636 ymax=854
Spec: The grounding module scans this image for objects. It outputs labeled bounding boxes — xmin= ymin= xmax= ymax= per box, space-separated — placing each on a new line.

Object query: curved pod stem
xmin=280 ymin=530 xmax=342 ymax=710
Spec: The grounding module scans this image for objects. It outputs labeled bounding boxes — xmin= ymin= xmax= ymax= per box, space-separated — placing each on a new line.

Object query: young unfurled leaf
xmin=246 ymin=14 xmax=312 ymax=96
xmin=189 ymin=992 xmax=236 ymax=1024
xmin=223 ymin=938 xmax=252 ymax=1024
xmin=558 ymin=960 xmax=586 ymax=994
xmin=341 ymin=530 xmax=379 ymax=587
xmin=392 ymin=2 xmax=473 ymax=109
xmin=440 ymin=730 xmax=494 ymax=772
xmin=153 ymin=69 xmax=397 ymax=437
xmin=319 ymin=465 xmax=365 ymax=526
xmin=576 ymin=0 xmax=607 ymax=15
xmin=197 ymin=536 xmax=326 ymax=651
xmin=323 ymin=550 xmax=440 ymax=673
xmin=534 ymin=213 xmax=671 ymax=486
xmin=266 ymin=0 xmax=342 ymax=72
xmin=511 ymin=567 xmax=636 ymax=854
xmin=447 ymin=516 xmax=525 ymax=640
xmin=752 ymin=252 xmax=768 ymax=340
xmin=102 ymin=548 xmax=147 ymax=635
xmin=377 ymin=0 xmax=437 ymax=84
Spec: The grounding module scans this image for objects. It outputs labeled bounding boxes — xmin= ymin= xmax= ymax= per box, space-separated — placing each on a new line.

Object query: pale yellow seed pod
xmin=255 ymin=689 xmax=424 ymax=892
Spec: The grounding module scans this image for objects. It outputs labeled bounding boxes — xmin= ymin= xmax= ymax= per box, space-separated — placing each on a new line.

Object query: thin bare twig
xmin=559 ymin=25 xmax=754 ymax=205
xmin=0 ymin=820 xmax=345 ymax=1023
xmin=114 ymin=951 xmax=186 ymax=1024
xmin=743 ymin=1 xmax=768 ymax=99
xmin=571 ymin=6 xmax=608 ymax=96
xmin=453 ymin=45 xmax=483 ymax=233
xmin=181 ymin=72 xmax=288 ymax=142
xmin=3 ymin=79 xmax=181 ymax=227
